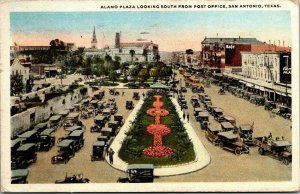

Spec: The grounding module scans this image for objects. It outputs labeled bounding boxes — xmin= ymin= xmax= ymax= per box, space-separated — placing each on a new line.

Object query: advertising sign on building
xmin=279 ymin=52 xmax=291 ymax=84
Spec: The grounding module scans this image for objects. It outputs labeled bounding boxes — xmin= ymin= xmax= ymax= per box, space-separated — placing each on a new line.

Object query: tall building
xmin=91 ymin=26 xmax=98 ymax=49
xmin=115 ymin=32 xmax=121 ymax=49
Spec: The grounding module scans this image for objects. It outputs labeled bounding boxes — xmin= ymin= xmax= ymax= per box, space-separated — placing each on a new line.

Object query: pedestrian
xmin=142 ymin=92 xmax=145 ymax=98
xmin=282 ymin=136 xmax=285 ymax=140
xmin=187 ymin=113 xmax=189 ymax=122
xmin=108 ymin=148 xmax=115 ymax=164
xmin=183 ymin=112 xmax=186 ymax=120
xmin=268 ymin=132 xmax=272 ymax=139
xmin=122 ymin=91 xmax=125 ymax=96
xmin=181 ymin=106 xmax=183 ymax=111
xmin=105 ymin=145 xmax=109 ymax=156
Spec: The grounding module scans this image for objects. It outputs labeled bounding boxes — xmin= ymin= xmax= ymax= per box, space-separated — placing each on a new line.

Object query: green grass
xmin=119 ymin=92 xmax=195 ymax=166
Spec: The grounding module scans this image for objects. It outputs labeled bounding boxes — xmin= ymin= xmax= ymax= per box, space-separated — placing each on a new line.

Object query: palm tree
xmin=120 ymin=62 xmax=130 ymax=82
xmin=129 ymin=49 xmax=135 ymax=62
xmin=142 ymin=49 xmax=148 ymax=62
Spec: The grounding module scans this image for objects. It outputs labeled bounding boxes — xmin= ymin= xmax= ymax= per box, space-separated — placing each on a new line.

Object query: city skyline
xmin=11 ymin=11 xmax=292 ymax=51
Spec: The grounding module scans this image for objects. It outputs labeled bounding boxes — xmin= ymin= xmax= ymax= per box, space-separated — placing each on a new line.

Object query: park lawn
xmin=118 ymin=91 xmax=195 ymax=166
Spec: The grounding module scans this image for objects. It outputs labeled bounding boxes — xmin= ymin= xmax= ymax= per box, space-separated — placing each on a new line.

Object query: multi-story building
xmin=10 ymin=59 xmax=30 ymax=84
xmin=241 ymin=51 xmax=291 ymax=85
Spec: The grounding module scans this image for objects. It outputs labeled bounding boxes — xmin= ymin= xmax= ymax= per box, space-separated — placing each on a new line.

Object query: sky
xmin=10 ymin=11 xmax=291 ymax=51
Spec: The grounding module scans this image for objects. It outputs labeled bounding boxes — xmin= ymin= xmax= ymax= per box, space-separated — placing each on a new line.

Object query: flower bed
xmin=119 ymin=90 xmax=195 ymax=166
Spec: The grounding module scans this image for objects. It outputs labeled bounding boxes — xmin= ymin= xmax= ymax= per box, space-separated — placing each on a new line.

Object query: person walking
xmin=187 ymin=113 xmax=190 ymax=122
xmin=183 ymin=112 xmax=186 ymax=121
xmin=142 ymin=92 xmax=145 ymax=98
xmin=108 ymin=148 xmax=115 ymax=164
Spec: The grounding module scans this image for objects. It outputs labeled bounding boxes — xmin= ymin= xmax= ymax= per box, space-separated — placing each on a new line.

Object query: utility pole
xmin=283 ymin=55 xmax=289 ymax=106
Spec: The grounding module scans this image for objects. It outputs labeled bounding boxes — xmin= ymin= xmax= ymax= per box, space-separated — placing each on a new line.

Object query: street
xmin=27 ymin=72 xmax=291 ymax=183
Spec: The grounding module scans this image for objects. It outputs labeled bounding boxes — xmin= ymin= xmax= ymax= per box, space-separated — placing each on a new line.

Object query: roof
xmin=95 ymin=115 xmax=106 ymax=120
xmin=69 ymin=130 xmax=84 ymax=137
xmin=103 ymin=108 xmax=111 ymax=113
xmin=17 ymin=143 xmax=36 ymax=151
xmin=191 ymin=95 xmax=198 ymax=99
xmin=18 ymin=130 xmax=37 ymax=138
xmin=127 ymin=164 xmax=154 ymax=170
xmin=150 ymin=82 xmax=169 ymax=89
xmin=213 ymin=108 xmax=224 ymax=113
xmin=194 ymin=108 xmax=203 ymax=112
xmin=93 ymin=141 xmax=105 ymax=146
xmin=208 ymin=126 xmax=222 ymax=132
xmin=202 ymin=37 xmax=263 ymax=45
xmin=109 ymin=121 xmax=118 ymax=125
xmin=224 ymin=116 xmax=235 ymax=121
xmin=34 ymin=122 xmax=48 ymax=130
xmin=49 ymin=115 xmax=62 ymax=121
xmin=101 ymin=128 xmax=112 ymax=132
xmin=11 ymin=138 xmax=21 ymax=148
xmin=67 ymin=112 xmax=80 ymax=119
xmin=40 ymin=128 xmax=56 ymax=136
xmin=218 ymin=130 xmax=239 ymax=139
xmin=239 ymin=124 xmax=252 ymax=131
xmin=57 ymin=110 xmax=70 ymax=116
xmin=58 ymin=139 xmax=74 ymax=147
xmin=199 ymin=112 xmax=209 ymax=117
xmin=120 ymin=42 xmax=155 ymax=48
xmin=272 ymin=141 xmax=291 ymax=147
xmin=12 ymin=169 xmax=29 ymax=178
xmin=221 ymin=122 xmax=234 ymax=129
xmin=65 ymin=126 xmax=82 ymax=132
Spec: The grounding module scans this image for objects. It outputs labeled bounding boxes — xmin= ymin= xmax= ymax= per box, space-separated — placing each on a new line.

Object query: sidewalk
xmin=105 ymin=96 xmax=211 ymax=176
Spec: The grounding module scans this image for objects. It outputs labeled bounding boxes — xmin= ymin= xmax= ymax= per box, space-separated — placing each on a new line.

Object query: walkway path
xmin=106 ymin=95 xmax=211 ymax=176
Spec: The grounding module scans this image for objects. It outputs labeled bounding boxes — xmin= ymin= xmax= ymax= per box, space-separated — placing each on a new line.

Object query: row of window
xmin=243 ymin=67 xmax=278 ymax=82
xmin=242 ymin=55 xmax=279 ymax=68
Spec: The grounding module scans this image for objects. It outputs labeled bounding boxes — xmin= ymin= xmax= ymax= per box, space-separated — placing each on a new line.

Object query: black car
xmin=51 ymin=139 xmax=75 ymax=164
xmin=37 ymin=128 xmax=56 ymax=151
xmin=91 ymin=141 xmax=106 ymax=161
xmin=126 ymin=101 xmax=134 ymax=110
xmin=117 ymin=164 xmax=154 ymax=183
xmin=55 ymin=174 xmax=90 ymax=183
xmin=11 ymin=169 xmax=29 ymax=184
xmin=133 ymin=92 xmax=140 ymax=100
xmin=217 ymin=131 xmax=249 ymax=155
xmin=11 ymin=143 xmax=37 ymax=169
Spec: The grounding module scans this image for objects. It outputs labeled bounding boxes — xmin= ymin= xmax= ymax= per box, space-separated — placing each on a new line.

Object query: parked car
xmin=68 ymin=130 xmax=85 ymax=152
xmin=11 ymin=169 xmax=29 ymax=184
xmin=223 ymin=115 xmax=236 ymax=128
xmin=49 ymin=115 xmax=62 ymax=130
xmin=55 ymin=173 xmax=90 ymax=183
xmin=114 ymin=114 xmax=124 ymax=127
xmin=33 ymin=122 xmax=48 ymax=134
xmin=18 ymin=130 xmax=39 ymax=145
xmin=198 ymin=111 xmax=210 ymax=129
xmin=37 ymin=128 xmax=55 ymax=151
xmin=205 ymin=126 xmax=222 ymax=145
xmin=264 ymin=101 xmax=276 ymax=111
xmin=126 ymin=101 xmax=134 ymax=110
xmin=194 ymin=107 xmax=203 ymax=117
xmin=133 ymin=92 xmax=140 ymax=100
xmin=239 ymin=124 xmax=254 ymax=146
xmin=51 ymin=139 xmax=75 ymax=164
xmin=217 ymin=131 xmax=249 ymax=155
xmin=109 ymin=88 xmax=119 ymax=96
xmin=212 ymin=107 xmax=224 ymax=122
xmin=220 ymin=122 xmax=235 ymax=132
xmin=101 ymin=127 xmax=114 ymax=138
xmin=108 ymin=121 xmax=120 ymax=135
xmin=102 ymin=108 xmax=112 ymax=120
xmin=180 ymin=87 xmax=187 ymax=93
xmin=91 ymin=141 xmax=106 ymax=161
xmin=63 ymin=113 xmax=80 ymax=129
xmin=254 ymin=137 xmax=292 ymax=165
xmin=11 ymin=143 xmax=37 ymax=169
xmin=117 ymin=164 xmax=154 ymax=183
xmin=91 ymin=116 xmax=107 ymax=133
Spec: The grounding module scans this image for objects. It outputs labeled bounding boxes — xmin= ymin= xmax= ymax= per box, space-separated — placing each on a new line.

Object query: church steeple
xmin=91 ymin=26 xmax=97 ymax=49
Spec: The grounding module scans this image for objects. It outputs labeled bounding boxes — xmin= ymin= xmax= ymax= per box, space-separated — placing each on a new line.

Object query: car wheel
xmin=258 ymin=147 xmax=265 ymax=155
xmin=283 ymin=158 xmax=289 ymax=165
xmin=235 ymin=148 xmax=241 ymax=155
xmin=219 ymin=142 xmax=224 ymax=149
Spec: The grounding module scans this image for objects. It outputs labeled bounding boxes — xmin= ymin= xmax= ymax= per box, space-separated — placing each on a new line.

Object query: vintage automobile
xmin=114 ymin=115 xmax=124 ymax=127
xmin=198 ymin=111 xmax=210 ymax=129
xmin=49 ymin=115 xmax=62 ymax=129
xmin=254 ymin=137 xmax=292 ymax=165
xmin=11 ymin=143 xmax=37 ymax=169
xmin=18 ymin=130 xmax=39 ymax=144
xmin=218 ymin=88 xmax=225 ymax=95
xmin=102 ymin=109 xmax=112 ymax=120
xmin=179 ymin=100 xmax=188 ymax=109
xmin=56 ymin=109 xmax=70 ymax=119
xmin=223 ymin=116 xmax=236 ymax=128
xmin=127 ymin=83 xmax=139 ymax=89
xmin=68 ymin=130 xmax=85 ymax=152
xmin=101 ymin=127 xmax=114 ymax=137
xmin=190 ymin=95 xmax=198 ymax=104
xmin=91 ymin=116 xmax=107 ymax=133
xmin=108 ymin=121 xmax=120 ymax=135
xmin=33 ymin=122 xmax=48 ymax=134
xmin=51 ymin=139 xmax=75 ymax=164
xmin=11 ymin=138 xmax=22 ymax=163
xmin=126 ymin=101 xmax=134 ymax=110
xmin=212 ymin=107 xmax=224 ymax=122
xmin=109 ymin=88 xmax=120 ymax=96
xmin=97 ymin=135 xmax=109 ymax=143
xmin=65 ymin=126 xmax=83 ymax=135
xmin=204 ymin=102 xmax=213 ymax=111
xmin=179 ymin=87 xmax=187 ymax=93
xmin=89 ymin=100 xmax=99 ymax=109
xmin=264 ymin=101 xmax=277 ymax=111
xmin=91 ymin=141 xmax=106 ymax=161
xmin=94 ymin=90 xmax=105 ymax=100
xmin=198 ymin=93 xmax=208 ymax=102
xmin=63 ymin=113 xmax=81 ymax=129
xmin=217 ymin=130 xmax=250 ymax=155
xmin=55 ymin=173 xmax=90 ymax=183
xmin=117 ymin=164 xmax=154 ymax=183
xmin=203 ymin=96 xmax=212 ymax=104
xmin=133 ymin=92 xmax=140 ymax=100
xmin=239 ymin=124 xmax=254 ymax=146
xmin=11 ymin=169 xmax=29 ymax=184
xmin=109 ymin=105 xmax=118 ymax=115
xmin=194 ymin=107 xmax=203 ymax=118
xmin=220 ymin=122 xmax=235 ymax=132
xmin=37 ymin=128 xmax=56 ymax=151
xmin=205 ymin=126 xmax=222 ymax=145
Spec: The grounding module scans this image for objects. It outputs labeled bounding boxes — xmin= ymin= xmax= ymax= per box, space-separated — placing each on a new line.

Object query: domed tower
xmin=91 ymin=26 xmax=97 ymax=49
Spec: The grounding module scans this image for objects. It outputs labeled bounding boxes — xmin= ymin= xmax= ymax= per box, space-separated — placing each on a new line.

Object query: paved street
xmin=27 ymin=72 xmax=291 ymax=183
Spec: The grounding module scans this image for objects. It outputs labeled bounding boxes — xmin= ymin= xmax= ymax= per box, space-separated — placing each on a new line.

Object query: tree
xmin=138 ymin=68 xmax=149 ymax=83
xmin=114 ymin=56 xmax=121 ymax=63
xmin=149 ymin=67 xmax=158 ymax=81
xmin=109 ymin=71 xmax=119 ymax=83
xmin=11 ymin=74 xmax=24 ymax=96
xmin=120 ymin=62 xmax=130 ymax=82
xmin=129 ymin=49 xmax=135 ymax=62
xmin=153 ymin=54 xmax=161 ymax=63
